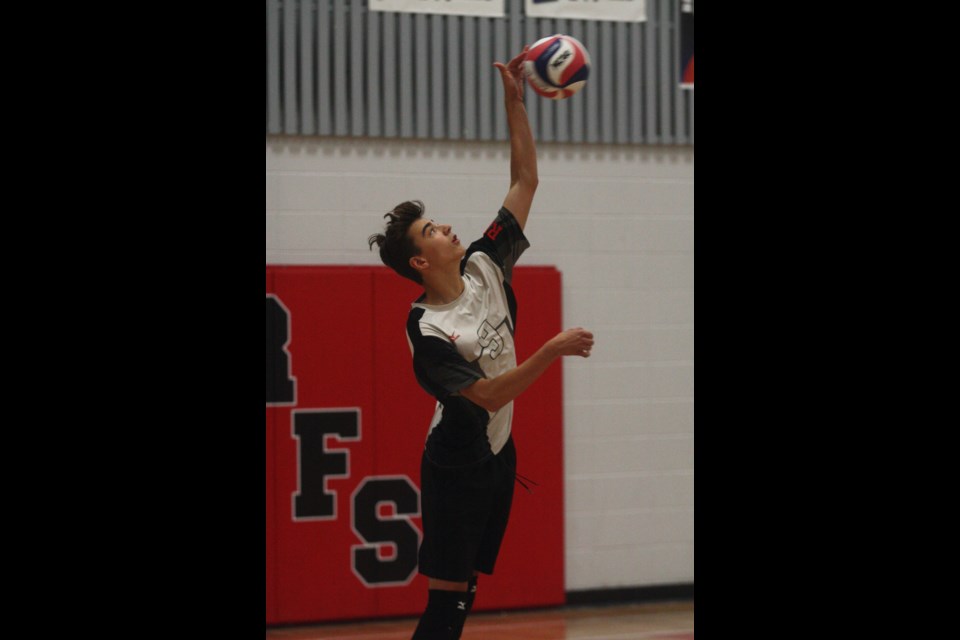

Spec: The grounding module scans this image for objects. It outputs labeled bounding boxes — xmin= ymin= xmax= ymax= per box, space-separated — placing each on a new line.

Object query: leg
xmin=427 ymin=578 xmax=469 ymax=592
xmin=413 ymin=458 xmax=473 ymax=638
xmin=451 ymin=572 xmax=480 ymax=637
xmin=414 ymin=453 xmax=496 ymax=638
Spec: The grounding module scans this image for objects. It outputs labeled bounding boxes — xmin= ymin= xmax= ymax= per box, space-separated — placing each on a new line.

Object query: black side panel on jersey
xmin=425 ymin=396 xmax=493 ymax=467
xmin=503 ymin=279 xmax=519 ymax=334
xmin=407 ymin=308 xmax=494 ymax=467
xmin=407 ymin=307 xmax=485 ymax=402
xmin=464 ymin=207 xmax=531 ymax=284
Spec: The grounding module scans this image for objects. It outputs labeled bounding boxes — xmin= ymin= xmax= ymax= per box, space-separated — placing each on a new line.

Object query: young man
xmin=368 ymin=48 xmax=594 ymax=640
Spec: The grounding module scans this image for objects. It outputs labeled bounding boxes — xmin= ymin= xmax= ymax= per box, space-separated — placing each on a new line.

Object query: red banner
xmin=266 ymin=265 xmax=564 ymax=624
xmin=680 ymin=0 xmax=694 ymax=88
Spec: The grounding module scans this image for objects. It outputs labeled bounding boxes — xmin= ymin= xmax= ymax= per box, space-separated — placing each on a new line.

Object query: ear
xmin=409 ymin=255 xmax=429 ymax=272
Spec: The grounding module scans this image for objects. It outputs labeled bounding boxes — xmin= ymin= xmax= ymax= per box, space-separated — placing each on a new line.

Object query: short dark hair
xmin=368 ymin=200 xmax=426 ymax=284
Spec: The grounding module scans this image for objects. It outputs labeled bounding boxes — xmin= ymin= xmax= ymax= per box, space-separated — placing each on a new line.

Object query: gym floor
xmin=265 ymin=600 xmax=694 ymax=639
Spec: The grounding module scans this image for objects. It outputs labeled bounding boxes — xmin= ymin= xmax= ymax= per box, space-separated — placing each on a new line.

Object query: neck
xmin=423 ymin=269 xmax=464 ymax=305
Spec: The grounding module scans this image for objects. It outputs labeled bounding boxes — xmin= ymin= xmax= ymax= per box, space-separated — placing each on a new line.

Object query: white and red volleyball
xmin=523 ymin=34 xmax=591 ymax=100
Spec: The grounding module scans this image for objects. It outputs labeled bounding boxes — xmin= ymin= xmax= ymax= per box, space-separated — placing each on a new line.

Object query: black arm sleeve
xmin=464 ymin=207 xmax=531 ymax=284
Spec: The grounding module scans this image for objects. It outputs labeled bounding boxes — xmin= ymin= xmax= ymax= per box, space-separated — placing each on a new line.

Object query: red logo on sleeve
xmin=485 ymin=221 xmax=504 ymax=241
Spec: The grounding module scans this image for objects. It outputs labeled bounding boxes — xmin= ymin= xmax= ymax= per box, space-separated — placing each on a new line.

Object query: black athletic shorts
xmin=417 ymin=435 xmax=517 ymax=582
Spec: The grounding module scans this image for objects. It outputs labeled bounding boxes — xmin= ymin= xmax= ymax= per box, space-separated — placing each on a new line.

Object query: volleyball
xmin=522 ymin=34 xmax=591 ymax=100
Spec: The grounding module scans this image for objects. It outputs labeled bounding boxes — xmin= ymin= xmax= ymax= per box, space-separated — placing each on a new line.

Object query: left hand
xmin=493 ymin=46 xmax=530 ymax=101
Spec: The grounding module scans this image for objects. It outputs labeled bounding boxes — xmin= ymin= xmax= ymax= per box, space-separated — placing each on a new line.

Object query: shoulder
xmin=465 ymin=250 xmax=503 ymax=285
xmin=406 ymin=306 xmax=428 ymax=341
xmin=407 ymin=306 xmax=453 ymax=346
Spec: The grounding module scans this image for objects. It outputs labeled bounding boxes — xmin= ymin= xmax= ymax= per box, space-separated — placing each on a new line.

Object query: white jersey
xmin=406 ymin=207 xmax=530 ymax=467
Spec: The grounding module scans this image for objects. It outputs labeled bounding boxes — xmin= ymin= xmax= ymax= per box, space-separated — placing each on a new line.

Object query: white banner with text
xmin=369 ymin=0 xmax=505 ymax=18
xmin=525 ymin=0 xmax=646 ymax=22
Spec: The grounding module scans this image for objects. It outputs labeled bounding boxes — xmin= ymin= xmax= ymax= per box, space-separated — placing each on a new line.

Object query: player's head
xmin=368 ymin=200 xmax=466 ymax=284
xmin=368 ymin=200 xmax=427 ymax=284
xmin=368 ymin=200 xmax=463 ymax=284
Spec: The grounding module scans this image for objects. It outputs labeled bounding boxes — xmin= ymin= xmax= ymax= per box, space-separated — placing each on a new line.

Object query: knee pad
xmin=412 ymin=589 xmax=469 ymax=639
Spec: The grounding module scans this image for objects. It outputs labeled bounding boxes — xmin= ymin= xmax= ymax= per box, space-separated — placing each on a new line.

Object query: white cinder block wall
xmin=266 ymin=136 xmax=694 ymax=592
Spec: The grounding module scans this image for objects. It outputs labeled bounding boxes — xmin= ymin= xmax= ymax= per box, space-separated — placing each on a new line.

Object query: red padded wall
xmin=266 ymin=265 xmax=563 ymax=625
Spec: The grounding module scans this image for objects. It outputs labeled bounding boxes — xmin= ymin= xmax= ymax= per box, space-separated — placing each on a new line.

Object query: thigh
xmin=418 ymin=454 xmax=497 ymax=582
xmin=474 ymin=437 xmax=517 ymax=575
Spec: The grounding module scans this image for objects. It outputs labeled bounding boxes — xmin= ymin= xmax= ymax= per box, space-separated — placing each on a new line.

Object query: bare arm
xmin=459 ymin=328 xmax=593 ymax=412
xmin=494 ymin=47 xmax=538 ymax=231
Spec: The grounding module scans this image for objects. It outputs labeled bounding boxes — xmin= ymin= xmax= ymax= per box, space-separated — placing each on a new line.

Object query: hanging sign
xmin=525 ymin=0 xmax=646 ymax=22
xmin=370 ymin=0 xmax=505 ymax=18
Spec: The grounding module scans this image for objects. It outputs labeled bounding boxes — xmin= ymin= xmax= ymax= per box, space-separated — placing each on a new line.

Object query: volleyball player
xmin=368 ymin=46 xmax=594 ymax=639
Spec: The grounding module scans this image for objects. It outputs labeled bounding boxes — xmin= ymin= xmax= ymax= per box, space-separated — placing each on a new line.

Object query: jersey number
xmin=478 ymin=319 xmax=504 ymax=359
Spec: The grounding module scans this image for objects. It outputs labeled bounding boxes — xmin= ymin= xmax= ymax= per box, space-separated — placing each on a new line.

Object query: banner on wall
xmin=369 ymin=0 xmax=505 ymax=18
xmin=680 ymin=0 xmax=694 ymax=89
xmin=266 ymin=264 xmax=565 ymax=625
xmin=525 ymin=0 xmax=646 ymax=22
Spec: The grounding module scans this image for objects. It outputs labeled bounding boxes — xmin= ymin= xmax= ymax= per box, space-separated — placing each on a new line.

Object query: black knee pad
xmin=411 ymin=589 xmax=470 ymax=639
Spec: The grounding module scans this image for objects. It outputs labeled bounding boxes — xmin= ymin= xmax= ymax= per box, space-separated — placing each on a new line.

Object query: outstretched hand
xmin=493 ymin=46 xmax=530 ymax=101
xmin=549 ymin=327 xmax=595 ymax=358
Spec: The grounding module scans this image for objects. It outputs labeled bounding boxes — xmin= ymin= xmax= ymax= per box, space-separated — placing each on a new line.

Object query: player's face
xmin=409 ymin=218 xmax=465 ymax=267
